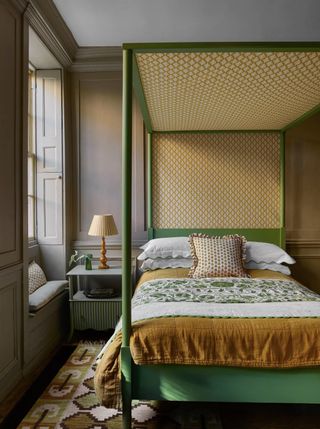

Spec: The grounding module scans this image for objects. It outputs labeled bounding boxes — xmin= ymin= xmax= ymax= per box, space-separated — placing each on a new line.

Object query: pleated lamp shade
xmin=88 ymin=214 xmax=118 ymax=237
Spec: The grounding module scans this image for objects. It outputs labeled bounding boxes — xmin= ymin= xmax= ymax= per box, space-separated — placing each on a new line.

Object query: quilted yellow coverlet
xmin=94 ymin=269 xmax=320 ymax=408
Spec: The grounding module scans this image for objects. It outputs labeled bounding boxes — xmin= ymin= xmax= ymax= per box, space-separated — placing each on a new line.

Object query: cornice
xmin=71 ymin=46 xmax=122 ymax=72
xmin=75 ymin=47 xmax=122 ymax=60
xmin=25 ymin=0 xmax=122 ymax=72
xmin=19 ymin=0 xmax=124 ymax=72
xmin=25 ymin=0 xmax=78 ymax=67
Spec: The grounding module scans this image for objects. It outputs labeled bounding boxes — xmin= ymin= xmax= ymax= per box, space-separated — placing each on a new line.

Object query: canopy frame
xmin=121 ymin=42 xmax=320 ymax=428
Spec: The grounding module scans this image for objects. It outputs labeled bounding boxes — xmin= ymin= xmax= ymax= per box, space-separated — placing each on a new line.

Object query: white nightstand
xmin=67 ymin=264 xmax=123 ymax=336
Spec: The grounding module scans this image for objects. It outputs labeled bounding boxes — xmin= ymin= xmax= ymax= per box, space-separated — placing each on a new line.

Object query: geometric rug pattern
xmin=17 ymin=342 xmax=320 ymax=428
xmin=17 ymin=343 xmax=222 ymax=429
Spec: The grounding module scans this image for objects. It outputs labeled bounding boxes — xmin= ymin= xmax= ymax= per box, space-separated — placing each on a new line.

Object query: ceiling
xmin=53 ymin=0 xmax=320 ymax=47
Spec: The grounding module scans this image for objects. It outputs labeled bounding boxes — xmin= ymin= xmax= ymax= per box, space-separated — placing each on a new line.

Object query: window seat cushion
xmin=29 ymin=280 xmax=68 ymax=312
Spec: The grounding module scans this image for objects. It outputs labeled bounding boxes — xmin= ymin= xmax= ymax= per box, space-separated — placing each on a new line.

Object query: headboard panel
xmin=152 ymin=132 xmax=281 ymax=229
xmin=148 ymin=131 xmax=285 ymax=248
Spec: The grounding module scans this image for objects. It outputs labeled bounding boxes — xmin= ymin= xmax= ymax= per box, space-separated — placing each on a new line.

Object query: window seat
xmin=29 ymin=280 xmax=68 ymax=313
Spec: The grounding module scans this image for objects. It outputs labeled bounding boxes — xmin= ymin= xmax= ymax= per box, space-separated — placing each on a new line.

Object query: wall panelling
xmin=0 ymin=269 xmax=22 ymax=400
xmin=0 ymin=1 xmax=22 ymax=268
xmin=71 ymin=71 xmax=146 ymax=252
xmin=286 ymin=112 xmax=320 ymax=292
xmin=0 ymin=0 xmax=25 ymax=404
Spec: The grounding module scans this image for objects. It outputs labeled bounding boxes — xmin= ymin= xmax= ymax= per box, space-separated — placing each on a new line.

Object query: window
xmin=27 ymin=68 xmax=63 ymax=245
xmin=28 ymin=68 xmax=36 ymax=241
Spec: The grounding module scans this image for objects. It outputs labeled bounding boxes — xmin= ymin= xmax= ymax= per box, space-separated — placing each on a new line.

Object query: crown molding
xmin=71 ymin=46 xmax=122 ymax=72
xmin=75 ymin=47 xmax=122 ymax=60
xmin=25 ymin=0 xmax=78 ymax=67
xmin=22 ymin=0 xmax=122 ymax=72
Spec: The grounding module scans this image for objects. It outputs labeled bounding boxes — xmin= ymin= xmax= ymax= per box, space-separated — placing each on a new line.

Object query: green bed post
xmin=121 ymin=47 xmax=133 ymax=429
xmin=280 ymin=131 xmax=286 ymax=248
xmin=147 ymin=132 xmax=153 ymax=239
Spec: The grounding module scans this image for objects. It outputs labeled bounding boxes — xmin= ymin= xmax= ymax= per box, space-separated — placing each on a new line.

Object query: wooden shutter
xmin=36 ymin=70 xmax=63 ymax=244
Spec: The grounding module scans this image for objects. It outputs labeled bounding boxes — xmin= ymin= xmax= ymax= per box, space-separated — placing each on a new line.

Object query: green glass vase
xmin=85 ymin=254 xmax=92 ymax=270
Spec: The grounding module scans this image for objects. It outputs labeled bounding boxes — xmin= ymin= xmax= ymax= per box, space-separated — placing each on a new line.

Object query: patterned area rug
xmin=18 ymin=343 xmax=222 ymax=429
xmin=16 ymin=342 xmax=320 ymax=429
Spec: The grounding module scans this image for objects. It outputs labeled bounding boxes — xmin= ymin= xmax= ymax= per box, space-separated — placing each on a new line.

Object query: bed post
xmin=147 ymin=132 xmax=154 ymax=239
xmin=280 ymin=131 xmax=286 ymax=249
xmin=121 ymin=47 xmax=133 ymax=429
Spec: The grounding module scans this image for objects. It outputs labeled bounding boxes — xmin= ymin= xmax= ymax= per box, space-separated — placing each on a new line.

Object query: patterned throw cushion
xmin=28 ymin=261 xmax=47 ymax=294
xmin=188 ymin=234 xmax=249 ymax=278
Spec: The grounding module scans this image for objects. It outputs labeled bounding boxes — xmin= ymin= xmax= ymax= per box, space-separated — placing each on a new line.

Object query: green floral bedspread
xmin=133 ymin=278 xmax=320 ymax=306
xmin=97 ymin=277 xmax=320 ymax=361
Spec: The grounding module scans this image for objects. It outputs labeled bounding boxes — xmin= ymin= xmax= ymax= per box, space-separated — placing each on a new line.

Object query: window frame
xmin=28 ymin=66 xmax=37 ymax=243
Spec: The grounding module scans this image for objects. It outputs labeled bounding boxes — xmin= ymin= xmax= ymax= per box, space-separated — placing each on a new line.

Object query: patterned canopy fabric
xmin=136 ymin=51 xmax=320 ymax=131
xmin=152 ymin=132 xmax=280 ymax=228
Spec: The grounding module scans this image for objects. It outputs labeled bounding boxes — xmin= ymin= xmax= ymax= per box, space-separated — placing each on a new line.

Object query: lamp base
xmin=98 ymin=263 xmax=109 ymax=270
xmin=99 ymin=236 xmax=109 ymax=269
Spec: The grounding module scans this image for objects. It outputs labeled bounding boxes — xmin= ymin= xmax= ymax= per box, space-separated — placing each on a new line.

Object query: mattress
xmin=136 ymin=267 xmax=291 ymax=287
xmin=94 ymin=268 xmax=320 ymax=408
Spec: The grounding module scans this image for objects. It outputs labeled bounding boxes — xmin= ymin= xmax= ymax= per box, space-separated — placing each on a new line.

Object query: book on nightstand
xmin=84 ymin=288 xmax=120 ymax=299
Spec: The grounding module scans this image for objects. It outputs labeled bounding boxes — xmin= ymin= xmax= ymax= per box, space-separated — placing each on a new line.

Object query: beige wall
xmin=286 ymin=113 xmax=320 ymax=240
xmin=70 ymin=71 xmax=147 ymax=261
xmin=286 ymin=113 xmax=320 ymax=292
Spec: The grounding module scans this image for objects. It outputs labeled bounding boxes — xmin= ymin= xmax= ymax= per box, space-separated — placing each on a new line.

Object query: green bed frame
xmin=121 ymin=43 xmax=320 ymax=428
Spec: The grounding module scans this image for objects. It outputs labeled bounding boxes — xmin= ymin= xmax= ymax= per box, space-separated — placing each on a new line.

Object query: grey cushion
xmin=29 ymin=280 xmax=68 ymax=312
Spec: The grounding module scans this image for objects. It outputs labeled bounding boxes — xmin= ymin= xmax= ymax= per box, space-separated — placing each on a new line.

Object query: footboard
xmin=131 ymin=362 xmax=320 ymax=404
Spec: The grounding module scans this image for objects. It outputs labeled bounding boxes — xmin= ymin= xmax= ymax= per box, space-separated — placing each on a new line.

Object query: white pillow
xmin=245 ymin=242 xmax=295 ymax=265
xmin=140 ymin=258 xmax=193 ymax=271
xmin=138 ymin=237 xmax=190 ymax=260
xmin=138 ymin=238 xmax=295 ymax=266
xmin=245 ymin=261 xmax=291 ymax=275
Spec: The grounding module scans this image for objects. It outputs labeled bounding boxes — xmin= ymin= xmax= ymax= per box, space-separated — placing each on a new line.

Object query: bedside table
xmin=67 ymin=265 xmax=123 ymax=337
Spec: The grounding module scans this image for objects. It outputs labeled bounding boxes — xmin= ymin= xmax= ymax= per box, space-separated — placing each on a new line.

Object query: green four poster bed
xmin=98 ymin=43 xmax=320 ymax=428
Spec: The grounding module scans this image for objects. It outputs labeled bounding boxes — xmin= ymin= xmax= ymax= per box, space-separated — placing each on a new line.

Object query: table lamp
xmin=88 ymin=214 xmax=118 ymax=269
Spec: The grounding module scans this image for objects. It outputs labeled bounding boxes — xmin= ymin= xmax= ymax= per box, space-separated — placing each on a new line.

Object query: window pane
xmin=28 ymin=196 xmax=34 ymax=239
xmin=28 ymin=155 xmax=34 ymax=196
xmin=28 ymin=67 xmax=36 ymax=240
xmin=28 ymin=71 xmax=35 ymax=153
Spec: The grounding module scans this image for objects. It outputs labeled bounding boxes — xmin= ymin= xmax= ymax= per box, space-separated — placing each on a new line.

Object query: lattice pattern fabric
xmin=188 ymin=234 xmax=248 ymax=278
xmin=152 ymin=132 xmax=280 ymax=229
xmin=136 ymin=51 xmax=320 ymax=131
xmin=28 ymin=261 xmax=47 ymax=294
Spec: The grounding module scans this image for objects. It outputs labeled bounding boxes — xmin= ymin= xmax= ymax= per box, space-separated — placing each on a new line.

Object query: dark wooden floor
xmin=220 ymin=403 xmax=320 ymax=429
xmin=0 ymin=345 xmax=75 ymax=429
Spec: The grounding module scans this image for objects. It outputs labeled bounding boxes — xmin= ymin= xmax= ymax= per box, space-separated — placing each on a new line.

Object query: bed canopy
xmin=123 ymin=42 xmax=320 ymax=245
xmin=120 ymin=43 xmax=320 ymax=428
xmin=133 ymin=46 xmax=320 ymax=132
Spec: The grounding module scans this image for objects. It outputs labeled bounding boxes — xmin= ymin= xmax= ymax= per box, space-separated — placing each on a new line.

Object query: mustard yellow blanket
xmin=94 ymin=269 xmax=320 ymax=408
